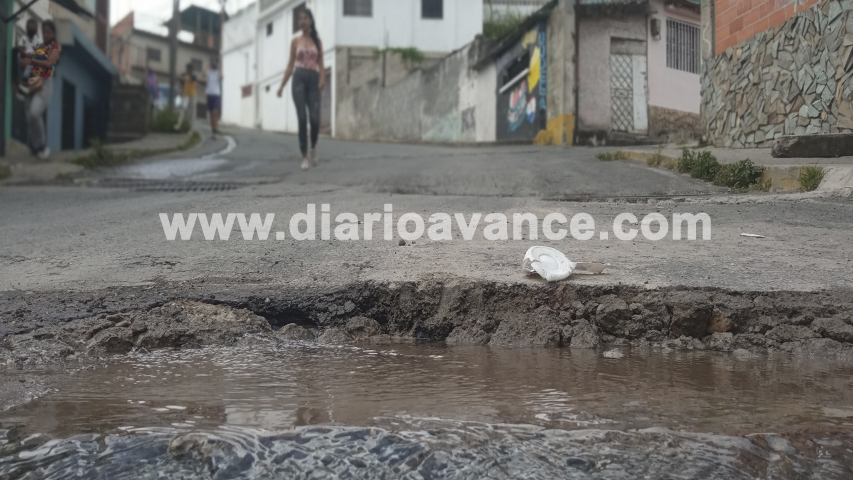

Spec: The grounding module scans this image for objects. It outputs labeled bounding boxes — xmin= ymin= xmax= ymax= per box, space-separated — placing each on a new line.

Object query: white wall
xmin=222 ymin=4 xmax=259 ymax=128
xmin=235 ymin=0 xmax=477 ymax=135
xmin=335 ymin=0 xmax=482 ymax=52
xmin=647 ymin=0 xmax=701 ymax=114
xmin=474 ymin=64 xmax=497 ymax=142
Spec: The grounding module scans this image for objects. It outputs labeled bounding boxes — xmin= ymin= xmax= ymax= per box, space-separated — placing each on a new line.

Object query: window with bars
xmin=666 ymin=19 xmax=700 ymax=74
xmin=343 ymin=0 xmax=372 ymax=17
xmin=146 ymin=47 xmax=161 ymax=63
xmin=422 ymin=0 xmax=443 ymax=19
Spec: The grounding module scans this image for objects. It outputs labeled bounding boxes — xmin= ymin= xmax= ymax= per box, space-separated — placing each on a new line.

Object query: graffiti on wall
xmin=508 ymin=80 xmax=528 ymax=132
xmin=539 ymin=31 xmax=547 ymax=110
xmin=497 ymin=23 xmax=547 ymax=140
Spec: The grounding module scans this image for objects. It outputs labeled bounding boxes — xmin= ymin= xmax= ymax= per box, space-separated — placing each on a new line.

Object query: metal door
xmin=610 ymin=54 xmax=634 ymax=133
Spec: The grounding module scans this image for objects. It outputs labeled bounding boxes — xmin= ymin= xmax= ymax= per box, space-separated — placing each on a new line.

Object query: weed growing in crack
xmin=713 ymin=159 xmax=766 ymax=191
xmin=596 ymin=151 xmax=628 ymax=161
xmin=798 ymin=165 xmax=826 ymax=192
xmin=677 ymin=149 xmax=767 ymax=191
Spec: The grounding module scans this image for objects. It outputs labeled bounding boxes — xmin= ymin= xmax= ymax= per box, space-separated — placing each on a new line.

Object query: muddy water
xmin=2 ymin=342 xmax=853 ymax=478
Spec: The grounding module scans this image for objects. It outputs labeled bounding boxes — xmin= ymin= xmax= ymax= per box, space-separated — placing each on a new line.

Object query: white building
xmin=222 ymin=0 xmax=483 ymax=135
xmin=483 ymin=0 xmax=550 ymax=20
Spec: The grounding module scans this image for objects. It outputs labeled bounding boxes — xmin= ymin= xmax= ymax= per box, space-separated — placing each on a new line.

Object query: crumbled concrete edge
xmin=3 ymin=280 xmax=852 ymax=409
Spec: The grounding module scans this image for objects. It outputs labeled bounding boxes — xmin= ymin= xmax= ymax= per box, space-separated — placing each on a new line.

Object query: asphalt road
xmin=1 ymin=127 xmax=852 ymax=295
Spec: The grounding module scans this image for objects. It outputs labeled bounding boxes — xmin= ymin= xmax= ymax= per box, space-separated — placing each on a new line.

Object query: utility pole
xmin=219 ymin=0 xmax=226 ymax=62
xmin=168 ymin=0 xmax=180 ymax=109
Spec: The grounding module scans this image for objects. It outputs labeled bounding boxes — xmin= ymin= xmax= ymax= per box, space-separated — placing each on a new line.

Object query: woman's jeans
xmin=26 ymin=77 xmax=53 ymax=154
xmin=292 ymin=68 xmax=320 ymax=155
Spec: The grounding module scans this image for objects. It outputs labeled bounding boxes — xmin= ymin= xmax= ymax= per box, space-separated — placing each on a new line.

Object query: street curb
xmin=618 ymin=149 xmax=853 ymax=195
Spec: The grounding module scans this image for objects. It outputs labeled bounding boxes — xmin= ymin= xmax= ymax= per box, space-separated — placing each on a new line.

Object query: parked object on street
xmin=740 ymin=233 xmax=765 ymax=238
xmin=522 ymin=246 xmax=608 ymax=282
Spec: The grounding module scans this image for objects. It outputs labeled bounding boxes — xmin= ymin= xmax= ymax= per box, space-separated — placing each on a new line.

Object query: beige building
xmin=110 ymin=10 xmax=220 ymax=118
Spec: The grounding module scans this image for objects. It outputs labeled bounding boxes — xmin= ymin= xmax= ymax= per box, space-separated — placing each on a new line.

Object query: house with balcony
xmin=222 ymin=0 xmax=483 ymax=136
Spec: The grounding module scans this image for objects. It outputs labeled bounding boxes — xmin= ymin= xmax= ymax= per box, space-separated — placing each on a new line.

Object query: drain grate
xmin=89 ymin=178 xmax=244 ymax=192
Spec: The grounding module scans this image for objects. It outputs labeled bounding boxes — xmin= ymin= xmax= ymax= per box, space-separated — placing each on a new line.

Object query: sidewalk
xmin=0 ymin=132 xmax=198 ymax=186
xmin=614 ymin=143 xmax=853 ymax=195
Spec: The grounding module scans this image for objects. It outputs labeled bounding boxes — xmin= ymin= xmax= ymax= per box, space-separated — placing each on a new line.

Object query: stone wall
xmin=648 ymin=106 xmax=700 ymax=140
xmin=702 ymin=0 xmax=853 ymax=148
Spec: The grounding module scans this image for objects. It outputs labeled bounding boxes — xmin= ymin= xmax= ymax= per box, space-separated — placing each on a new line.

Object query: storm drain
xmin=85 ymin=178 xmax=244 ymax=192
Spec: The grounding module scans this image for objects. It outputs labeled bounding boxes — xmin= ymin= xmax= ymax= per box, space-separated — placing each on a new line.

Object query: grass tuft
xmin=596 ymin=151 xmax=628 ymax=161
xmin=798 ymin=165 xmax=826 ymax=192
xmin=0 ymin=165 xmax=10 ymax=181
xmin=713 ymin=158 xmax=766 ymax=191
xmin=675 ymin=149 xmax=768 ymax=191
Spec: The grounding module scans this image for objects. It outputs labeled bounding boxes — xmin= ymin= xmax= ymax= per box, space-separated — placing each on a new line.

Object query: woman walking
xmin=277 ymin=8 xmax=325 ymax=171
xmin=25 ymin=20 xmax=60 ymax=159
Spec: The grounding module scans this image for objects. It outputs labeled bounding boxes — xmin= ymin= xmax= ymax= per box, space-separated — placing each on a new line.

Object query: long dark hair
xmin=302 ymin=8 xmax=320 ymax=51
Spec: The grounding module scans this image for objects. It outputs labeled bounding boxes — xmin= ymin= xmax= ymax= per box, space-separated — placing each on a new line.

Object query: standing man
xmin=147 ymin=68 xmax=160 ymax=112
xmin=205 ymin=59 xmax=223 ymax=138
xmin=174 ymin=63 xmax=198 ymax=131
xmin=17 ymin=18 xmax=42 ymax=95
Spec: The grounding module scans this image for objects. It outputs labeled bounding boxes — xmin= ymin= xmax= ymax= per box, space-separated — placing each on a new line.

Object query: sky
xmin=110 ymin=0 xmax=253 ymax=28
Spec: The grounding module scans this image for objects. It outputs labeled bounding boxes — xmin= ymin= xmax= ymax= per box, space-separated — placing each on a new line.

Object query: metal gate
xmin=610 ymin=54 xmax=634 ymax=132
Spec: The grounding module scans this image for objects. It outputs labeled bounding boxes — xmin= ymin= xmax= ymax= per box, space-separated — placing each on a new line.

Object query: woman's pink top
xmin=295 ymin=39 xmax=320 ymax=72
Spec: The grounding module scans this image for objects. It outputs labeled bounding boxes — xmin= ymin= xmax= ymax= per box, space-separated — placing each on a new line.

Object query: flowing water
xmin=2 ymin=340 xmax=853 ymax=479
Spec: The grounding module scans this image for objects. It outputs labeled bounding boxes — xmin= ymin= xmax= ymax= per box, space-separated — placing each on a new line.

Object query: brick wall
xmin=716 ymin=0 xmax=821 ymax=53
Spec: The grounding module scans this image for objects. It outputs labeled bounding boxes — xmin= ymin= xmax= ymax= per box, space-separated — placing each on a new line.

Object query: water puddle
xmin=2 ymin=343 xmax=853 ymax=478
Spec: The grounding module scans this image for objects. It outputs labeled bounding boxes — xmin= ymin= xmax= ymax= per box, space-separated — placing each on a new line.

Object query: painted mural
xmin=496 ymin=22 xmax=547 ymax=141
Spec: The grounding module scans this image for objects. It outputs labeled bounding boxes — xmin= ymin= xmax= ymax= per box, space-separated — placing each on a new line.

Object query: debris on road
xmin=522 ymin=246 xmax=608 ymax=282
xmin=740 ymin=233 xmax=765 ymax=238
xmin=603 ymin=349 xmax=625 ymax=359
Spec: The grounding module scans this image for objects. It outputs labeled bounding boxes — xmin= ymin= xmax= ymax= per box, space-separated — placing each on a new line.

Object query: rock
xmin=781 ymin=338 xmax=853 ymax=356
xmin=665 ymin=292 xmax=713 ymax=338
xmin=706 ymin=332 xmax=734 ymax=351
xmin=662 ymin=336 xmax=705 ymax=350
xmin=569 ymin=320 xmax=599 ymax=349
xmin=446 ymin=327 xmax=490 ymax=346
xmin=812 ymin=317 xmax=853 ymax=343
xmin=707 ymin=312 xmax=733 ymax=333
xmin=489 ymin=307 xmax=561 ymax=348
xmin=772 ymin=133 xmax=853 ymax=157
xmin=594 ymin=296 xmax=632 ymax=335
xmin=345 ymin=317 xmax=383 ymax=338
xmin=87 ymin=328 xmax=134 ymax=354
xmin=276 ymin=323 xmax=314 ymax=341
xmin=134 ymin=301 xmax=272 ymax=350
xmin=316 ymin=328 xmax=351 ymax=345
xmin=766 ymin=324 xmax=819 ymax=343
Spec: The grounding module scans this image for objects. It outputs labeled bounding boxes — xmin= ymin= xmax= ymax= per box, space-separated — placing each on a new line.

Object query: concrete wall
xmin=702 ymin=0 xmax=853 ymax=147
xmin=577 ymin=14 xmax=647 ymax=132
xmin=47 ymin=29 xmax=112 ymax=151
xmin=335 ymin=39 xmax=498 ymax=143
xmin=544 ymin=0 xmax=577 ymax=145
